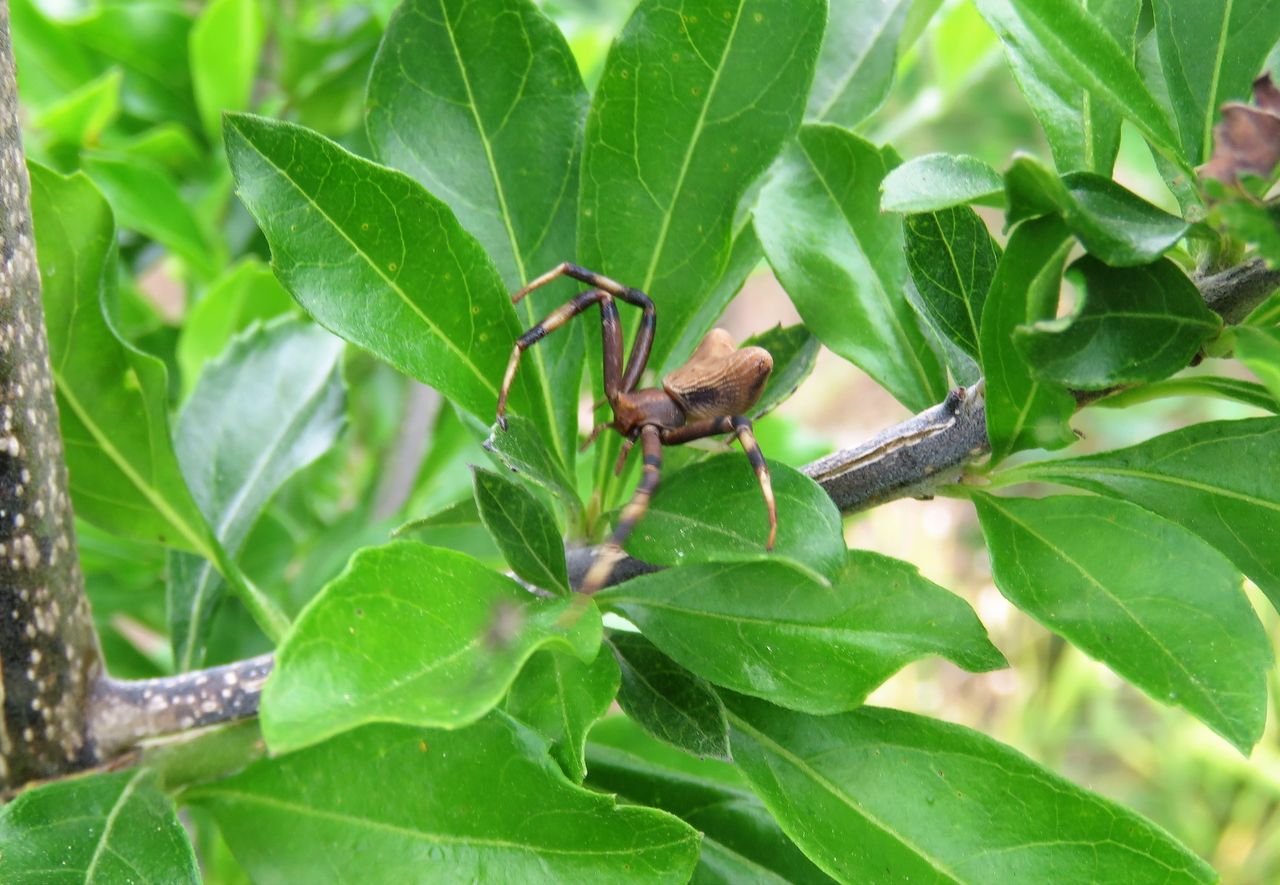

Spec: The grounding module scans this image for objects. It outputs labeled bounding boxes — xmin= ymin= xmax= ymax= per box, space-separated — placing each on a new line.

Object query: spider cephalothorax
xmin=496 ymin=263 xmax=777 ymax=592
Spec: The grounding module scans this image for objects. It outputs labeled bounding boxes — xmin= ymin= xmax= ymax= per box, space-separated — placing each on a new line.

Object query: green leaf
xmin=473 ymin=466 xmax=570 ymax=594
xmin=881 ymin=153 xmax=1005 ymax=213
xmin=0 ymin=769 xmax=198 ymax=883
xmin=609 ymin=631 xmax=729 ymax=760
xmin=625 ymin=456 xmax=845 ymax=584
xmin=663 ymin=220 xmax=764 ymax=376
xmin=224 ymin=112 xmax=555 ymax=442
xmin=601 ymin=554 xmax=1005 ymax=715
xmin=82 ymin=153 xmax=219 ymax=279
xmin=1236 ymin=326 xmax=1280 ymax=404
xmin=68 ymin=1 xmax=200 ymax=131
xmin=586 ymin=717 xmax=836 ymax=885
xmin=579 ymin=0 xmax=825 ymax=369
xmin=975 ymin=0 xmax=1185 ymax=173
xmin=170 ymin=319 xmax=346 ymax=670
xmin=1095 ymin=375 xmax=1279 ymax=412
xmin=394 ymin=497 xmax=482 ymax=535
xmin=31 ymin=68 xmax=122 ymax=150
xmin=724 ymin=695 xmax=1216 ymax=883
xmin=505 ymin=648 xmax=620 ymax=782
xmin=263 ymin=542 xmax=601 ymax=753
xmin=1015 ymin=256 xmax=1220 ymax=389
xmin=1217 ymin=198 xmax=1280 ymax=267
xmin=1005 ymin=157 xmax=1190 ymax=266
xmin=973 ymin=492 xmax=1269 ymax=752
xmin=742 ymin=324 xmax=820 ymax=418
xmin=756 ymin=125 xmax=948 ymax=412
xmin=979 ymin=216 xmax=1077 ymax=462
xmin=979 ymin=0 xmax=1141 ymax=174
xmin=190 ymin=0 xmax=264 ymax=138
xmin=367 ymin=0 xmax=588 ymax=462
xmin=1001 ymin=417 xmax=1280 ymax=611
xmin=10 ymin=0 xmax=102 ymax=110
xmin=483 ymin=414 xmax=583 ymax=525
xmin=187 ymin=717 xmax=700 ymax=883
xmin=175 ymin=259 xmax=297 ymax=399
xmin=807 ymin=0 xmax=910 ymax=127
xmin=29 ymin=164 xmax=212 ymax=554
xmin=1154 ymin=0 xmax=1280 ymax=165
xmin=904 ymin=207 xmax=1001 ymax=360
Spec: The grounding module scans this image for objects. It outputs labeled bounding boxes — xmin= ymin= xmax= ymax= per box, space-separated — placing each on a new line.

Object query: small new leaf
xmin=609 ymin=631 xmax=730 ymax=760
xmin=473 ymin=466 xmax=569 ymax=595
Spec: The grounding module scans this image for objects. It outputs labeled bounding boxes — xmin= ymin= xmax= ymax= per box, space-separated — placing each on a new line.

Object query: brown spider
xmin=496 ymin=263 xmax=777 ymax=593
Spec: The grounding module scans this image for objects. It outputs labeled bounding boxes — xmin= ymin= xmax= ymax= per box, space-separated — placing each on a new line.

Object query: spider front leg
xmin=496 ymin=286 xmax=618 ymax=430
xmin=662 ymin=416 xmax=777 ymax=550
xmin=581 ymin=424 xmax=663 ymax=594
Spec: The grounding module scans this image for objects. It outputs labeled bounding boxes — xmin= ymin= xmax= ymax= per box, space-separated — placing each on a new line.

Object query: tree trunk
xmin=0 ymin=2 xmax=104 ymax=790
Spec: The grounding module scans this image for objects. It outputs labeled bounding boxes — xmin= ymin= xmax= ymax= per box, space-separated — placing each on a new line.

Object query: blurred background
xmin=12 ymin=0 xmax=1280 ymax=880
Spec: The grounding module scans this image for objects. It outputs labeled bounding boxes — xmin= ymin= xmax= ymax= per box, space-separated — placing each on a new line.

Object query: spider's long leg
xmin=497 ymin=287 xmax=624 ymax=428
xmin=732 ymin=417 xmax=777 ymax=550
xmin=660 ymin=416 xmax=777 ymax=551
xmin=582 ymin=425 xmax=662 ymax=594
xmin=514 ymin=263 xmax=657 ymax=393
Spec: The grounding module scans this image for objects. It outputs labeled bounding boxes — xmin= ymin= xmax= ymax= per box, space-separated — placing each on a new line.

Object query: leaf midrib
xmin=193 ymin=788 xmax=692 ymax=857
xmin=82 ymin=771 xmax=146 ymax=883
xmin=436 ymin=0 xmax=567 ymax=460
xmin=641 ymin=0 xmax=746 ymax=293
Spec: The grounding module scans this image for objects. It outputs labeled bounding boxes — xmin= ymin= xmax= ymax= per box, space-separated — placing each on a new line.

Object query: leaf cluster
xmin=6 ymin=0 xmax=1280 ymax=882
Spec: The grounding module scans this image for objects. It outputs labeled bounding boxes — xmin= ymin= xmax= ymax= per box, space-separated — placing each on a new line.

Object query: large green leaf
xmin=187 ymin=717 xmax=700 ymax=883
xmin=473 ymin=466 xmax=570 ymax=594
xmin=979 ymin=216 xmax=1076 ymax=463
xmin=505 ymin=648 xmax=620 ymax=782
xmin=880 ymin=153 xmax=1005 ymax=213
xmin=224 ymin=113 xmax=555 ymax=442
xmin=190 ymin=0 xmax=264 ymax=138
xmin=975 ymin=0 xmax=1185 ymax=173
xmin=1015 ymin=256 xmax=1220 ymax=389
xmin=0 ymin=769 xmax=198 ymax=883
xmin=756 ymin=125 xmax=948 ymax=411
xmin=725 ymin=695 xmax=1216 ymax=883
xmin=807 ymin=0 xmax=910 ymax=127
xmin=973 ymin=492 xmax=1269 ymax=752
xmin=262 ymin=541 xmax=601 ymax=753
xmin=1154 ymin=0 xmax=1280 ymax=165
xmin=367 ymin=0 xmax=588 ymax=461
xmin=624 ymin=456 xmax=845 ymax=584
xmin=586 ymin=717 xmax=836 ymax=885
xmin=998 ymin=417 xmax=1280 ymax=611
xmin=904 ymin=206 xmax=1001 ymax=360
xmin=600 ymin=554 xmax=1004 ymax=715
xmin=609 ymin=631 xmax=730 ymax=760
xmin=169 ymin=319 xmax=346 ymax=670
xmin=29 ymin=164 xmax=211 ymax=555
xmin=579 ymin=0 xmax=825 ymax=369
xmin=1004 ymin=157 xmax=1190 ymax=266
